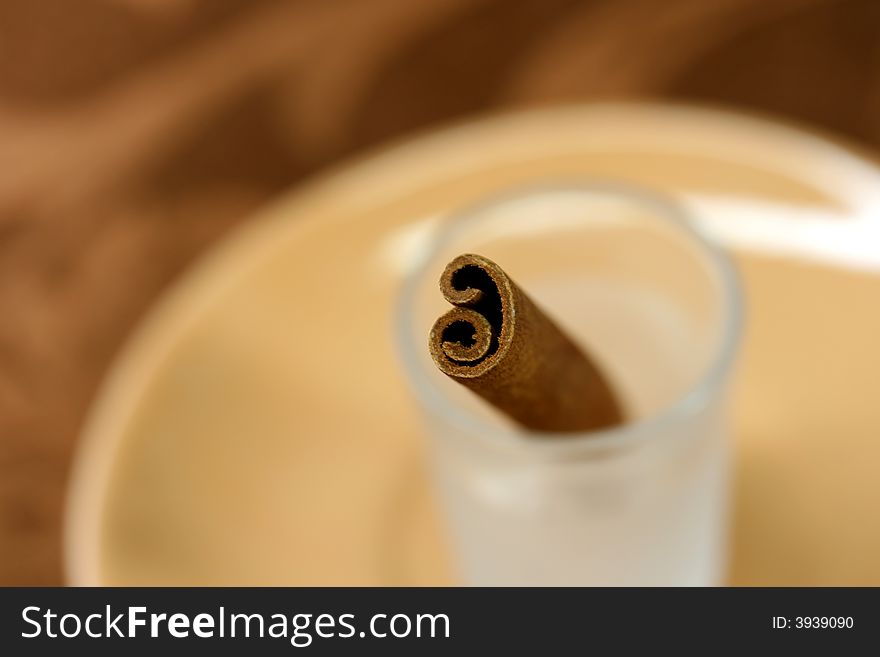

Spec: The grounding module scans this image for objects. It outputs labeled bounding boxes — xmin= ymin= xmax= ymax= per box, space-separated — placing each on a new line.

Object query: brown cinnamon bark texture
xmin=429 ymin=254 xmax=624 ymax=432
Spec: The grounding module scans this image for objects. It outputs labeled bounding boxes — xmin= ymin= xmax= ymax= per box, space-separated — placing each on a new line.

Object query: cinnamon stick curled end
xmin=428 ymin=254 xmax=624 ymax=433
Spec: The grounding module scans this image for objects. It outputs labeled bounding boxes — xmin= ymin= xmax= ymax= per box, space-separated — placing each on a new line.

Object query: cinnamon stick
xmin=428 ymin=254 xmax=623 ymax=432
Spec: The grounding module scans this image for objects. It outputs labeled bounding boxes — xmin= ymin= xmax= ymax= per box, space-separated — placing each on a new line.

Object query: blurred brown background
xmin=1 ymin=0 xmax=879 ymax=585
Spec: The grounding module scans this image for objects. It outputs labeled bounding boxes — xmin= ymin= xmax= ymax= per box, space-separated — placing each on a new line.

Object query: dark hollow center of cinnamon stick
xmin=443 ymin=320 xmax=477 ymax=348
xmin=450 ymin=265 xmax=503 ymax=333
xmin=441 ymin=264 xmax=503 ymax=365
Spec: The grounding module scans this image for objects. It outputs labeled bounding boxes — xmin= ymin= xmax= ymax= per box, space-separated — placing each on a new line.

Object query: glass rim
xmin=395 ymin=179 xmax=744 ymax=458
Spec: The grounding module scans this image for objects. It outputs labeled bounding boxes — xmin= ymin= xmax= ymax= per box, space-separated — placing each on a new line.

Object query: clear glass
xmin=396 ymin=182 xmax=742 ymax=586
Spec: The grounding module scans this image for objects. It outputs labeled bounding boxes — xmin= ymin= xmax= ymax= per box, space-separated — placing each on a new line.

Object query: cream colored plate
xmin=66 ymin=104 xmax=880 ymax=586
